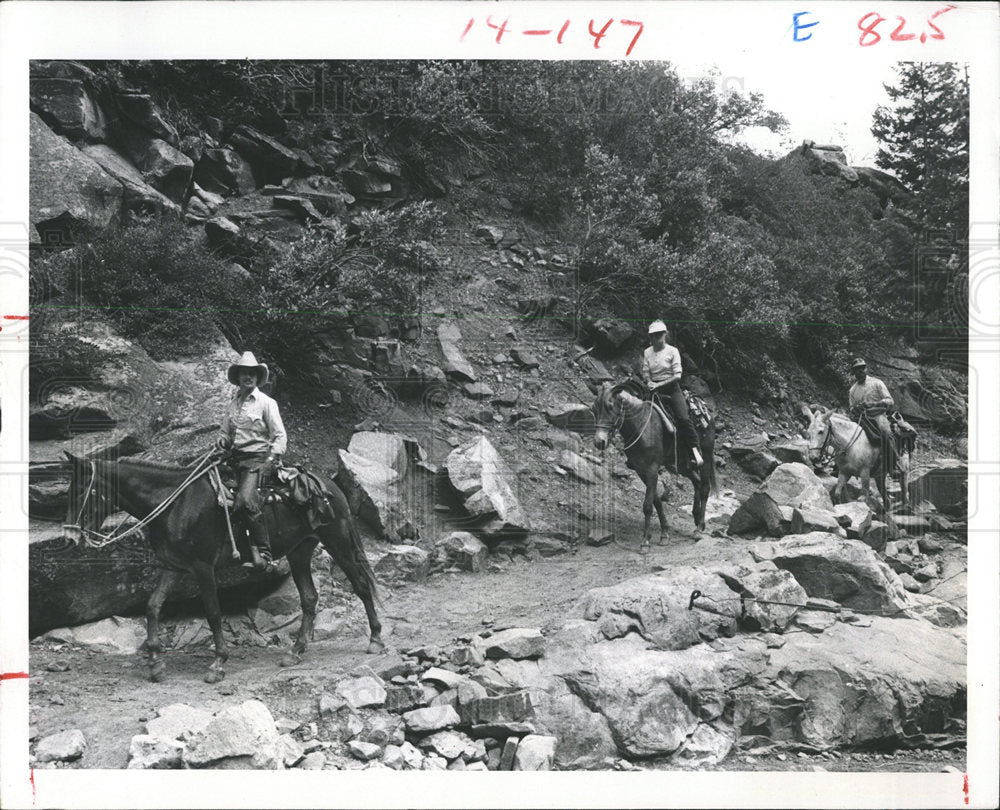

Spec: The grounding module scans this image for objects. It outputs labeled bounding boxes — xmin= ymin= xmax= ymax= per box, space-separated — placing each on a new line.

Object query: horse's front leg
xmin=281 ymin=541 xmax=318 ymax=667
xmin=640 ymin=465 xmax=658 ymax=552
xmin=145 ymin=568 xmax=181 ymax=682
xmin=835 ymin=471 xmax=850 ymax=505
xmin=191 ymin=560 xmax=228 ymax=683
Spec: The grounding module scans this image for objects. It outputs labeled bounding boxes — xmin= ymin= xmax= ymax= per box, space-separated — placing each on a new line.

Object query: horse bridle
xmin=63 ymin=452 xmax=219 ymax=548
xmin=596 ymin=389 xmax=654 ymax=452
xmin=809 ymin=413 xmax=864 ymax=463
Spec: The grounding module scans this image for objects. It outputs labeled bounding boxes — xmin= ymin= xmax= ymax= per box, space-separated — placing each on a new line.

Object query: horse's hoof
xmin=149 ymin=662 xmax=166 ymax=683
xmin=367 ymin=639 xmax=386 ymax=654
xmin=639 ymin=543 xmax=651 ymax=555
xmin=279 ymin=652 xmax=301 ymax=668
xmin=204 ymin=667 xmax=225 ymax=684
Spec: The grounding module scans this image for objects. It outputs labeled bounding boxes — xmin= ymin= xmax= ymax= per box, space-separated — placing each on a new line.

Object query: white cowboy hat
xmin=648 ymin=320 xmax=668 ymax=335
xmin=227 ymin=351 xmax=269 ymax=386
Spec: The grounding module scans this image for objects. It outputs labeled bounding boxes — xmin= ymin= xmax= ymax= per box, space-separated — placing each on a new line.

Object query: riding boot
xmin=246 ymin=517 xmax=276 ymax=573
xmin=690 ymin=446 xmax=704 ymax=468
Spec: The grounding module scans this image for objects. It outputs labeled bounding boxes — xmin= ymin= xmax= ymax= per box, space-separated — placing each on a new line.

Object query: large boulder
xmin=854 ymin=166 xmax=912 ymax=207
xmin=761 ymin=463 xmax=835 ymax=513
xmin=125 ymin=137 xmax=194 ymax=203
xmin=183 ymin=700 xmax=283 ymax=769
xmin=336 ymin=448 xmax=410 ymax=541
xmin=29 ymin=520 xmax=286 ymax=637
xmin=587 ymin=318 xmax=634 ymax=355
xmin=80 ymin=144 xmax=181 ymax=217
xmin=228 ymin=124 xmax=299 ymax=185
xmin=907 ymin=461 xmax=967 ymax=515
xmin=114 ymin=93 xmax=178 ymax=144
xmin=43 ymin=616 xmax=145 ymax=654
xmin=432 ymin=531 xmax=488 ymax=573
xmin=789 ymin=141 xmax=859 ymax=183
xmin=561 ymin=639 xmax=741 ymax=761
xmin=551 ymin=616 xmax=964 ymax=761
xmin=443 ymin=436 xmax=530 ymax=539
xmin=194 ymin=147 xmax=257 ymax=197
xmin=30 ymin=77 xmax=107 ymax=141
xmin=728 ymin=492 xmax=791 ymax=538
xmin=753 ymin=533 xmax=909 ymax=613
xmin=581 ymin=567 xmax=742 ymax=650
xmin=347 ymin=432 xmax=409 ymax=477
xmin=742 ymin=617 xmax=965 ymax=749
xmin=30 ymin=112 xmax=123 ymax=245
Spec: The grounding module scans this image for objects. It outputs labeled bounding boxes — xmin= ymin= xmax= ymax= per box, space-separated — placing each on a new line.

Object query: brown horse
xmin=592 ymin=381 xmax=717 ymax=550
xmin=63 ymin=452 xmax=383 ymax=684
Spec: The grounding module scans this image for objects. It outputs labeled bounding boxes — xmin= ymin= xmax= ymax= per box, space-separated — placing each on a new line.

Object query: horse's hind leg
xmin=280 ymin=539 xmax=319 ymax=667
xmin=653 ymin=492 xmax=669 ymax=545
xmin=692 ymin=471 xmax=710 ymax=532
xmin=191 ymin=560 xmax=228 ymax=683
xmin=322 ymin=518 xmax=384 ymax=653
xmin=146 ymin=568 xmax=181 ymax=682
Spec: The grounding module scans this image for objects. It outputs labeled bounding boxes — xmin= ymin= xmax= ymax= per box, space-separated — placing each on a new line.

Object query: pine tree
xmin=871 ymin=62 xmax=969 ymax=233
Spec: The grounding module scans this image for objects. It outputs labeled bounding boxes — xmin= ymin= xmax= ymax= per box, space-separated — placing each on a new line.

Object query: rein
xmin=812 ymin=415 xmax=865 ymax=463
xmin=599 ymin=394 xmax=654 ymax=451
xmin=64 ymin=450 xmax=219 ymax=548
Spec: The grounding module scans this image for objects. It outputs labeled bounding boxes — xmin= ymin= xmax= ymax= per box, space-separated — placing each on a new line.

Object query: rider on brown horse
xmin=214 ymin=351 xmax=286 ymax=573
xmin=641 ymin=320 xmax=703 ymax=469
xmin=847 ymin=357 xmax=898 ymax=480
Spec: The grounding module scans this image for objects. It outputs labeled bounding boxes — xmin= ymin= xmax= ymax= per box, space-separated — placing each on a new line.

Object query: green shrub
xmin=77 ymin=219 xmax=240 ymax=359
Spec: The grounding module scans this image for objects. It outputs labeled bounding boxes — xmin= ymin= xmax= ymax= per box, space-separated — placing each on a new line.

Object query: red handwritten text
xmin=462 ymin=17 xmax=644 ymax=55
xmin=858 ymin=5 xmax=955 ymax=46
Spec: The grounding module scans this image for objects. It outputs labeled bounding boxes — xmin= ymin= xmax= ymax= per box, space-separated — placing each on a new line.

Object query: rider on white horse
xmin=641 ymin=320 xmax=703 ymax=469
xmin=847 ymin=357 xmax=898 ymax=479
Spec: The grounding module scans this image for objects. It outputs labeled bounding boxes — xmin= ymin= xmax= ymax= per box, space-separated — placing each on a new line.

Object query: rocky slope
xmin=28 ymin=61 xmax=968 ymax=771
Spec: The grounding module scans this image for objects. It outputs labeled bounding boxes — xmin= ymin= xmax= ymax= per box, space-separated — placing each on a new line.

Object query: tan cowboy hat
xmin=851 ymin=357 xmax=867 ymax=370
xmin=227 ymin=351 xmax=269 ymax=386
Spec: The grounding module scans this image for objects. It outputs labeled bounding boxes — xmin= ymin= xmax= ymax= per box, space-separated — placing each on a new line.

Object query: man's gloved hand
xmin=214 ymin=436 xmax=232 ymax=452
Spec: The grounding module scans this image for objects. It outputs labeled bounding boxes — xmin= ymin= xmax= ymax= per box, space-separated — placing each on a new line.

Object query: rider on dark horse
xmin=641 ymin=320 xmax=703 ymax=469
xmin=214 ymin=351 xmax=286 ymax=573
xmin=848 ymin=357 xmax=899 ymax=481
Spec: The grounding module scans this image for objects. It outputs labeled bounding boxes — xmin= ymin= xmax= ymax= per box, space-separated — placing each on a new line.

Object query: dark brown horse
xmin=592 ymin=382 xmax=717 ymax=550
xmin=63 ymin=452 xmax=383 ymax=684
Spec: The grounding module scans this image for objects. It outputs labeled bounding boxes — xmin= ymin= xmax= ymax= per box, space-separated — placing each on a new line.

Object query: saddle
xmin=646 ymin=390 xmax=712 ymax=435
xmin=856 ymin=411 xmax=918 ymax=456
xmin=212 ymin=464 xmax=337 ymax=530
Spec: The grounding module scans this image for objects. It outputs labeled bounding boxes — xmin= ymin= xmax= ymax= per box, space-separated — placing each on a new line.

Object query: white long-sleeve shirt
xmin=641 ymin=344 xmax=682 ymax=387
xmin=849 ymin=376 xmax=893 ymax=410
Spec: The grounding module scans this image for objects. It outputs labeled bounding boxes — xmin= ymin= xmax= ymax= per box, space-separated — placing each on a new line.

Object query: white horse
xmin=802 ymin=406 xmax=909 ymax=512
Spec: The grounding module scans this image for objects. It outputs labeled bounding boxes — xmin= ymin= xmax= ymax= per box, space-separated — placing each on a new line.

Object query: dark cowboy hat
xmin=851 ymin=357 xmax=867 ymax=370
xmin=227 ymin=351 xmax=269 ymax=386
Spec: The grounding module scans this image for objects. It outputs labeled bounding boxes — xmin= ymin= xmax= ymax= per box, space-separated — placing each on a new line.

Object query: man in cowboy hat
xmin=848 ymin=357 xmax=898 ymax=477
xmin=215 ymin=351 xmax=286 ymax=572
xmin=641 ymin=320 xmax=704 ymax=468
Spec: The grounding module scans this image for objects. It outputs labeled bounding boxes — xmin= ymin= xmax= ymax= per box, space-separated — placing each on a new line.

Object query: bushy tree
xmin=871 ymin=62 xmax=969 ymax=232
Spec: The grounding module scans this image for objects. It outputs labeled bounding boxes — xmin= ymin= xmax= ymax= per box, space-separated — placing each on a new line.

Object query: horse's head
xmin=800 ymin=404 xmax=833 ymax=465
xmin=592 ymin=382 xmax=623 ymax=452
xmin=63 ymin=451 xmax=116 ymax=545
